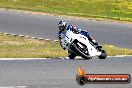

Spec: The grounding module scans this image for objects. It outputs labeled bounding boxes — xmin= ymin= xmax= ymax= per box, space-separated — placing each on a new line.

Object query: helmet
xmin=58 ymin=20 xmax=67 ymax=31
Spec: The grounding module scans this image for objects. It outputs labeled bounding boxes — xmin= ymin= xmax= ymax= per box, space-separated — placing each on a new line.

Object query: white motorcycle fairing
xmin=60 ymin=29 xmax=102 ymax=58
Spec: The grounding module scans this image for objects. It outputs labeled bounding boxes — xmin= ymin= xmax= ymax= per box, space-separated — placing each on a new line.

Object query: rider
xmin=58 ymin=20 xmax=99 ymax=59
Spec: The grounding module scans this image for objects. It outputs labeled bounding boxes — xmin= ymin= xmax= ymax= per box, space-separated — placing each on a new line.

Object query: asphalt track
xmin=0 ymin=10 xmax=132 ymax=88
xmin=0 ymin=57 xmax=132 ymax=88
xmin=0 ymin=10 xmax=132 ymax=48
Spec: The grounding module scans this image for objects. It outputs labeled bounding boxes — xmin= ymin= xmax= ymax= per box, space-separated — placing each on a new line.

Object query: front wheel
xmin=68 ymin=53 xmax=76 ymax=59
xmin=98 ymin=50 xmax=107 ymax=59
xmin=71 ymin=43 xmax=92 ymax=60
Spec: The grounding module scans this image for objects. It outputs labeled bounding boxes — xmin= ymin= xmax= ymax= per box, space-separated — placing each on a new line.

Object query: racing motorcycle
xmin=60 ymin=29 xmax=107 ymax=60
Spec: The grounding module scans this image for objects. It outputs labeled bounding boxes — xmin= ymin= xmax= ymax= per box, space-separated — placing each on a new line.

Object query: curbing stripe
xmin=4 ymin=33 xmax=10 ymax=35
xmin=1 ymin=32 xmax=132 ymax=59
xmin=0 ymin=32 xmax=59 ymax=42
xmin=53 ymin=40 xmax=59 ymax=42
xmin=45 ymin=39 xmax=50 ymax=41
xmin=0 ymin=86 xmax=27 ymax=88
xmin=0 ymin=58 xmax=49 ymax=60
xmin=38 ymin=38 xmax=45 ymax=40
xmin=11 ymin=34 xmax=18 ymax=36
xmin=31 ymin=37 xmax=38 ymax=39
xmin=0 ymin=32 xmax=3 ymax=34
xmin=19 ymin=35 xmax=25 ymax=37
xmin=25 ymin=36 xmax=30 ymax=38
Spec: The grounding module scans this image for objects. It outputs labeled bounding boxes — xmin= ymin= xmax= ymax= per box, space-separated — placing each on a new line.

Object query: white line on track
xmin=0 ymin=55 xmax=132 ymax=60
xmin=0 ymin=58 xmax=49 ymax=60
xmin=0 ymin=86 xmax=28 ymax=88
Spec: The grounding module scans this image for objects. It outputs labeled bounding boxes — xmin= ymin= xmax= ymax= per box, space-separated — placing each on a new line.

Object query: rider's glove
xmin=71 ymin=26 xmax=81 ymax=34
xmin=72 ymin=29 xmax=79 ymax=34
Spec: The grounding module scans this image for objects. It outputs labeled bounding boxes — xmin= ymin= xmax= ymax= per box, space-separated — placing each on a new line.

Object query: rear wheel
xmin=71 ymin=43 xmax=91 ymax=60
xmin=98 ymin=50 xmax=107 ymax=59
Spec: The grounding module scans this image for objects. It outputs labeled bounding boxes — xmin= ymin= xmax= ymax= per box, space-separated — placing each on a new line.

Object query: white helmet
xmin=58 ymin=20 xmax=67 ymax=31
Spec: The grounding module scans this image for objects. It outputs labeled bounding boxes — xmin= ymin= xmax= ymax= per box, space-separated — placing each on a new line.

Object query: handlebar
xmin=72 ymin=29 xmax=80 ymax=34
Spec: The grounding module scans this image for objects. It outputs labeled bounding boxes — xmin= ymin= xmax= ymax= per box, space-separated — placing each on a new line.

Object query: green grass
xmin=0 ymin=0 xmax=132 ymax=21
xmin=0 ymin=34 xmax=67 ymax=58
xmin=103 ymin=45 xmax=132 ymax=56
xmin=0 ymin=33 xmax=132 ymax=58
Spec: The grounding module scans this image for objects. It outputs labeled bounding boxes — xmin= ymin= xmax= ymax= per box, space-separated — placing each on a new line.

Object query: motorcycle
xmin=60 ymin=29 xmax=107 ymax=60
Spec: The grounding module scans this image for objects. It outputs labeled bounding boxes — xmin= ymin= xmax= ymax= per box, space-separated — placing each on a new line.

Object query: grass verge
xmin=0 ymin=0 xmax=132 ymax=22
xmin=0 ymin=33 xmax=132 ymax=58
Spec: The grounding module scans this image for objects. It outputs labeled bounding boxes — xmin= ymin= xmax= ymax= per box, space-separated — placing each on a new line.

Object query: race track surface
xmin=0 ymin=57 xmax=132 ymax=88
xmin=0 ymin=10 xmax=132 ymax=88
xmin=0 ymin=10 xmax=132 ymax=48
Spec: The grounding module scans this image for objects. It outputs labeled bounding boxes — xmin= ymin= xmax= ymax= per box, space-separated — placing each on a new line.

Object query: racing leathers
xmin=58 ymin=25 xmax=99 ymax=50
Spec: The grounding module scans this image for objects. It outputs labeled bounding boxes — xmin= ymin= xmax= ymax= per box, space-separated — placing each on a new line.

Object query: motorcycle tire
xmin=98 ymin=50 xmax=107 ymax=59
xmin=72 ymin=43 xmax=91 ymax=60
xmin=68 ymin=54 xmax=76 ymax=59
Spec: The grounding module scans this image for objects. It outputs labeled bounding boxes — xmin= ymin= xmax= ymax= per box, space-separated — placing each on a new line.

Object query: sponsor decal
xmin=76 ymin=66 xmax=131 ymax=85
